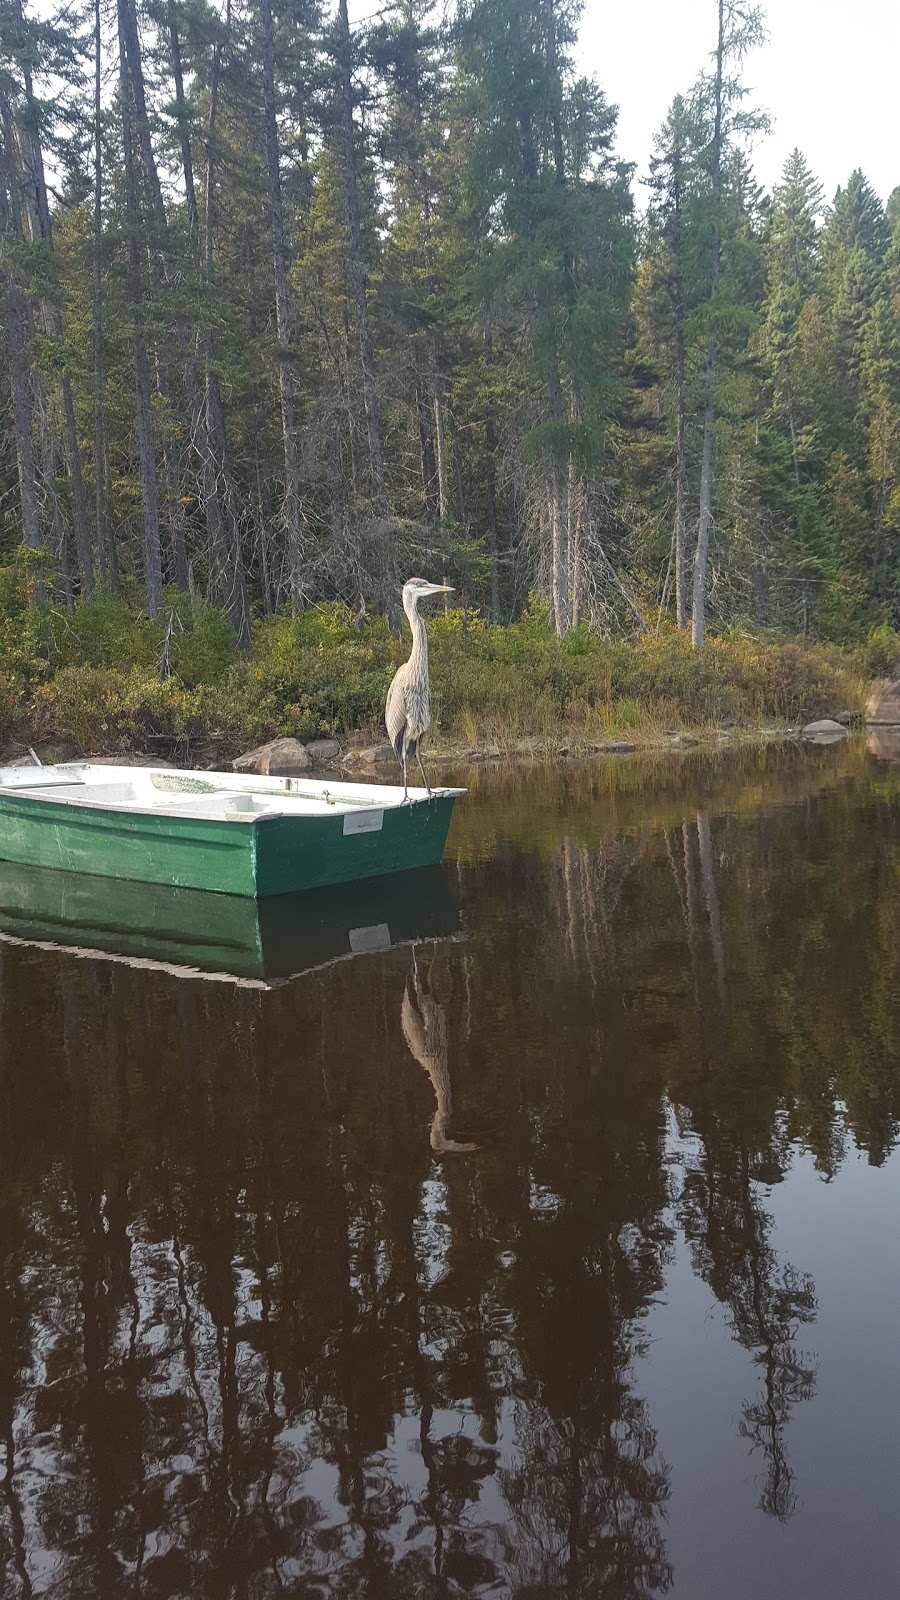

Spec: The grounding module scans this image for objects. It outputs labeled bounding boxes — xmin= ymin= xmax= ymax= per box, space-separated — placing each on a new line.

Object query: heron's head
xmin=402 ymin=577 xmax=454 ymax=607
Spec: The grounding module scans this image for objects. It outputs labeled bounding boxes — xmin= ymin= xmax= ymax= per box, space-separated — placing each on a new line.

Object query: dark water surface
xmin=1 ymin=741 xmax=899 ymax=1598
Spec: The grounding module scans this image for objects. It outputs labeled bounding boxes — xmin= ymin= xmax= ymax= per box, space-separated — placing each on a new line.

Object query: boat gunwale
xmin=0 ymin=763 xmax=466 ymax=826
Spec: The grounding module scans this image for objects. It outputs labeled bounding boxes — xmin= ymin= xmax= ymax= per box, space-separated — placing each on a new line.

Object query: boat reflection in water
xmin=0 ymin=860 xmax=461 ymax=984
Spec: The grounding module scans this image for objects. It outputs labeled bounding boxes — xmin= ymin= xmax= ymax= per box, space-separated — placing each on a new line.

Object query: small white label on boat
xmin=343 ymin=808 xmax=384 ymax=835
xmin=349 ymin=923 xmax=391 ymax=953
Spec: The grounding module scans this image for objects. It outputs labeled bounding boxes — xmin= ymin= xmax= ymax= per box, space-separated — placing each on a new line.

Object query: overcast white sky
xmin=576 ymin=0 xmax=899 ymax=204
xmin=346 ymin=0 xmax=898 ymax=206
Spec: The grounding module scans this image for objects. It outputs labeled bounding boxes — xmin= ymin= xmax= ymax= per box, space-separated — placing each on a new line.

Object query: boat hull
xmin=0 ymin=778 xmax=459 ymax=896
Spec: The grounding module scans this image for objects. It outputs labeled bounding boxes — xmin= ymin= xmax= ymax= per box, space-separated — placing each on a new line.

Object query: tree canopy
xmin=1 ymin=0 xmax=898 ymax=644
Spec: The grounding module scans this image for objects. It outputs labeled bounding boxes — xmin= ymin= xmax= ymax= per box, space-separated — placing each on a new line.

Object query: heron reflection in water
xmin=402 ymin=951 xmax=477 ymax=1153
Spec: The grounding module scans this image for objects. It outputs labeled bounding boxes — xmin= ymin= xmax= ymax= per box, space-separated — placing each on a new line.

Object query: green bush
xmin=862 ymin=624 xmax=900 ymax=680
xmin=0 ymin=558 xmax=52 ymax=685
xmin=46 ymin=589 xmax=160 ymax=670
xmin=0 ymin=670 xmax=30 ymax=749
xmin=29 ymin=666 xmax=201 ymax=752
xmin=167 ymin=600 xmax=235 ymax=687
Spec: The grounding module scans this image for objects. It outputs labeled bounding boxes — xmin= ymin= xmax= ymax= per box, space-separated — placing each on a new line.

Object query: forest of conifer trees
xmin=1 ymin=0 xmax=898 ymax=648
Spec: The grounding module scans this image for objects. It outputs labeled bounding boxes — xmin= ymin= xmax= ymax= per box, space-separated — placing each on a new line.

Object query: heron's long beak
xmin=426 ymin=584 xmax=454 ymax=595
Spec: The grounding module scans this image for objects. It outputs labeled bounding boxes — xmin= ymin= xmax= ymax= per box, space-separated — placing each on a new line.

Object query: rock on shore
xmin=342 ymin=743 xmax=397 ymax=769
xmin=232 ymin=738 xmax=311 ymax=776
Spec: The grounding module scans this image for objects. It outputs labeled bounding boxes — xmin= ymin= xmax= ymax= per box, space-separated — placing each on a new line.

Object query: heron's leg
xmin=401 ymin=748 xmax=411 ymax=804
xmin=416 ymin=746 xmax=433 ymax=799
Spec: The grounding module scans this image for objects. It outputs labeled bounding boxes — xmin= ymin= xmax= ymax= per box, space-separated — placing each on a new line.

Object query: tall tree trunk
xmin=336 ymin=0 xmax=397 ymax=624
xmin=752 ymin=565 xmax=769 ymax=625
xmin=118 ymin=0 xmax=175 ymax=259
xmin=119 ymin=0 xmax=188 ymax=602
xmin=785 ymin=378 xmax=801 ymax=490
xmin=413 ymin=343 xmax=438 ymax=518
xmin=550 ymin=463 xmax=570 ymax=636
xmin=525 ymin=276 xmax=570 ymax=637
xmin=431 ymin=338 xmax=449 ymax=523
xmin=431 ymin=336 xmax=451 ymax=601
xmin=158 ymin=396 xmax=189 ymax=590
xmin=692 ymin=0 xmax=724 ymax=649
xmin=169 ymin=0 xmax=248 ymax=638
xmin=11 ymin=0 xmax=94 ymax=596
xmin=569 ymin=466 xmax=584 ymax=628
xmin=260 ymin=0 xmax=304 ymax=611
xmin=545 ymin=0 xmax=570 ymax=636
xmin=204 ymin=27 xmax=248 ymax=641
xmin=61 ymin=377 xmax=93 ymax=594
xmin=93 ymin=0 xmax=115 ymax=589
xmin=166 ymin=0 xmax=199 ymax=247
xmin=38 ymin=398 xmax=73 ymax=606
xmin=670 ymin=126 xmax=688 ymax=628
xmin=545 ymin=344 xmax=569 ymax=636
xmin=0 ymin=160 xmax=42 ymax=557
xmin=483 ymin=319 xmax=501 ymax=619
xmin=448 ymin=401 xmax=467 ymax=526
xmin=674 ymin=317 xmax=688 ymax=627
xmin=118 ymin=0 xmax=163 ymax=616
xmin=692 ymin=342 xmax=717 ymax=648
xmin=544 ymin=0 xmax=566 ymax=186
xmin=123 ymin=0 xmax=250 ymax=630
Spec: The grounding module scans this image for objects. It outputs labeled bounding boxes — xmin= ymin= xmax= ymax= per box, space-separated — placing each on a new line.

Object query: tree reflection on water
xmin=0 ymin=744 xmax=898 ymax=1596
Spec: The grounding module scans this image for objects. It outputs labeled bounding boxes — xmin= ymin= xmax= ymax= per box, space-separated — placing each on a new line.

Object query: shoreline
xmin=1 ymin=718 xmax=867 ymax=775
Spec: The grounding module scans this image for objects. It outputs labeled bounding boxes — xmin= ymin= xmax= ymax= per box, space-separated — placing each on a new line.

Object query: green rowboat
xmin=0 ymin=763 xmax=464 ymax=897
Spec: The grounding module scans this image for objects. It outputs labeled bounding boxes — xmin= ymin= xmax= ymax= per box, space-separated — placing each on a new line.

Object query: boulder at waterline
xmin=342 ymin=743 xmax=396 ymax=769
xmin=305 ymin=739 xmax=341 ymax=764
xmin=232 ymin=738 xmax=311 ymax=776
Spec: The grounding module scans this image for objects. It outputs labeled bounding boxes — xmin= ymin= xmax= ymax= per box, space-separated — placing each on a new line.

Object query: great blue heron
xmin=385 ymin=577 xmax=453 ymax=800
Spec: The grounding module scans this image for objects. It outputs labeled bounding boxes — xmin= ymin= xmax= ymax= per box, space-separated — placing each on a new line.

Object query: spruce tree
xmin=690 ymin=0 xmax=766 ymax=648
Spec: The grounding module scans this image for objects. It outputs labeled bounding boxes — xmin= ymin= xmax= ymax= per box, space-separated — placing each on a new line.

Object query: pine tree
xmin=647 ymin=95 xmax=705 ymax=626
xmin=690 ymin=0 xmax=767 ymax=648
xmin=259 ymin=0 xmax=306 ymax=613
xmin=116 ymin=0 xmax=163 ymax=614
xmin=335 ymin=0 xmax=397 ymax=623
xmin=821 ymin=170 xmax=890 ymax=412
xmin=457 ymin=0 xmax=634 ymax=635
xmin=762 ymin=149 xmax=823 ymax=486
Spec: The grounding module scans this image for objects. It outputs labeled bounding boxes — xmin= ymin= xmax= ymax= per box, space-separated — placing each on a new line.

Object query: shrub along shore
xmin=1 ymin=589 xmax=892 ymax=768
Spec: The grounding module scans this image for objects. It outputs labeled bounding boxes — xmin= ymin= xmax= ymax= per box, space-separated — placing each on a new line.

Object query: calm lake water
xmin=1 ymin=740 xmax=899 ymax=1598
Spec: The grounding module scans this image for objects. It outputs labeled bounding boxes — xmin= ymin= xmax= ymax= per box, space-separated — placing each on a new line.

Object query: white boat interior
xmin=0 ymin=763 xmax=464 ymax=820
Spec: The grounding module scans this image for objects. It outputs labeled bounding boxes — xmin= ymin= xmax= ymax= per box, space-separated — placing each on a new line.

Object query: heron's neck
xmin=404 ymin=596 xmax=428 ymax=666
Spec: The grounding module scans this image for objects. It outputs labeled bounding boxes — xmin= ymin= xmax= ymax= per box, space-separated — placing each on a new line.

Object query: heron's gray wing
xmin=385 ymin=666 xmax=408 ymax=764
